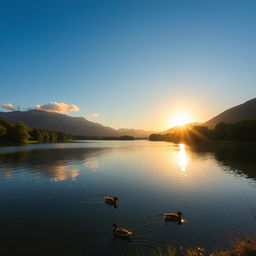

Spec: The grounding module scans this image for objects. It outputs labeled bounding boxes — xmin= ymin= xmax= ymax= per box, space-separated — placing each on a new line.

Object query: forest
xmin=0 ymin=119 xmax=73 ymax=143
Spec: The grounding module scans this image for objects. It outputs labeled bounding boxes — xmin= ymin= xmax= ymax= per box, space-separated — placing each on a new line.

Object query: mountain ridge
xmin=0 ymin=110 xmax=152 ymax=137
xmin=204 ymin=98 xmax=256 ymax=128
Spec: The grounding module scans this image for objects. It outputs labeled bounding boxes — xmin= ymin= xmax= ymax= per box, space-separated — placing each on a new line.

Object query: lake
xmin=0 ymin=140 xmax=255 ymax=256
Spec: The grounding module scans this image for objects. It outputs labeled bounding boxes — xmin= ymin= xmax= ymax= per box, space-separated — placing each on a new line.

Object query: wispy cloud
xmin=1 ymin=103 xmax=15 ymax=110
xmin=35 ymin=102 xmax=80 ymax=113
xmin=86 ymin=113 xmax=99 ymax=118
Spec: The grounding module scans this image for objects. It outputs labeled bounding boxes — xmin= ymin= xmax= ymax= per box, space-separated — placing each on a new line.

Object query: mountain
xmin=204 ymin=98 xmax=256 ymax=128
xmin=0 ymin=110 xmax=119 ymax=136
xmin=117 ymin=128 xmax=154 ymax=138
xmin=0 ymin=110 xmax=152 ymax=137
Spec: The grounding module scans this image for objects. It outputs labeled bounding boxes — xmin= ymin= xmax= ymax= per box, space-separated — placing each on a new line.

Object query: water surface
xmin=0 ymin=140 xmax=255 ymax=255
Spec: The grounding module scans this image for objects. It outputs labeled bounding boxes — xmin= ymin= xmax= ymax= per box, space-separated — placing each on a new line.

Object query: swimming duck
xmin=162 ymin=211 xmax=184 ymax=222
xmin=112 ymin=222 xmax=132 ymax=238
xmin=104 ymin=196 xmax=119 ymax=206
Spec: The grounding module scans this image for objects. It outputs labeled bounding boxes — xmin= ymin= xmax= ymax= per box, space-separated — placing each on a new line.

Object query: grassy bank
xmin=133 ymin=237 xmax=256 ymax=256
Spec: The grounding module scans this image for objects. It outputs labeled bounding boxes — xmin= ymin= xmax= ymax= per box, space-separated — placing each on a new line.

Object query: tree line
xmin=0 ymin=119 xmax=73 ymax=143
xmin=149 ymin=119 xmax=256 ymax=144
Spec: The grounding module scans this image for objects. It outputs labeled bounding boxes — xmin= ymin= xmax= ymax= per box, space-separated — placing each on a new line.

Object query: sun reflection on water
xmin=178 ymin=144 xmax=187 ymax=172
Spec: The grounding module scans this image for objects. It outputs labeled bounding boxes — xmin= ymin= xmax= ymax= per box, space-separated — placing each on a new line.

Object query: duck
xmin=104 ymin=196 xmax=119 ymax=207
xmin=161 ymin=211 xmax=184 ymax=223
xmin=112 ymin=222 xmax=132 ymax=238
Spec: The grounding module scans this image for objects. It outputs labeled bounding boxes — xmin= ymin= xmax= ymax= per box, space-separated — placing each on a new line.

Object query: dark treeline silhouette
xmin=149 ymin=119 xmax=256 ymax=144
xmin=213 ymin=119 xmax=256 ymax=141
xmin=0 ymin=119 xmax=73 ymax=143
xmin=75 ymin=135 xmax=135 ymax=140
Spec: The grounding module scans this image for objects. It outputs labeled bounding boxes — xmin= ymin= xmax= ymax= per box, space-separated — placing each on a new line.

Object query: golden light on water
xmin=50 ymin=166 xmax=80 ymax=181
xmin=84 ymin=159 xmax=99 ymax=171
xmin=178 ymin=144 xmax=187 ymax=172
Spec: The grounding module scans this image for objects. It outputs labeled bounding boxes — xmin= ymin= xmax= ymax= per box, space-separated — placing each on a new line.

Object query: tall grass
xmin=153 ymin=245 xmax=177 ymax=256
xmin=135 ymin=236 xmax=256 ymax=256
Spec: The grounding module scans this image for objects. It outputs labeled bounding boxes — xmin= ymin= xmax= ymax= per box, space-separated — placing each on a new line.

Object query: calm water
xmin=0 ymin=140 xmax=255 ymax=256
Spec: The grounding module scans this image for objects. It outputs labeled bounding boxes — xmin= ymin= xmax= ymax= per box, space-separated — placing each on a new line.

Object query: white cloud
xmin=86 ymin=113 xmax=99 ymax=118
xmin=1 ymin=103 xmax=15 ymax=110
xmin=35 ymin=102 xmax=80 ymax=113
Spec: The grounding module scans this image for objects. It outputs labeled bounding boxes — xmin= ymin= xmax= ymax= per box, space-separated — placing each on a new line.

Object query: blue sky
xmin=1 ymin=0 xmax=256 ymax=130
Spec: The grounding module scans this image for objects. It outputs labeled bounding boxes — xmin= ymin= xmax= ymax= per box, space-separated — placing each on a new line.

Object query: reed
xmin=135 ymin=237 xmax=256 ymax=256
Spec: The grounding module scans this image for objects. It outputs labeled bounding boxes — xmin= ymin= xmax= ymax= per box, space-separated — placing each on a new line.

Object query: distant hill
xmin=117 ymin=128 xmax=154 ymax=138
xmin=0 ymin=110 xmax=152 ymax=137
xmin=204 ymin=98 xmax=256 ymax=128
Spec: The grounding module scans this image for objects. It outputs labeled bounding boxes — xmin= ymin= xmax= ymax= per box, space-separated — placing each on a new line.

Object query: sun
xmin=170 ymin=112 xmax=193 ymax=127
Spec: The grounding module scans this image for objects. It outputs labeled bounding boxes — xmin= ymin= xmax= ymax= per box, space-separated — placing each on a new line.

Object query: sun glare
xmin=170 ymin=112 xmax=193 ymax=127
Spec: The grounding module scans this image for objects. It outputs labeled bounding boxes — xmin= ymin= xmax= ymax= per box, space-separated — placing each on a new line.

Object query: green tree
xmin=40 ymin=129 xmax=49 ymax=142
xmin=0 ymin=120 xmax=14 ymax=139
xmin=57 ymin=132 xmax=66 ymax=141
xmin=49 ymin=131 xmax=57 ymax=142
xmin=0 ymin=124 xmax=7 ymax=138
xmin=13 ymin=122 xmax=30 ymax=143
xmin=29 ymin=128 xmax=43 ymax=142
